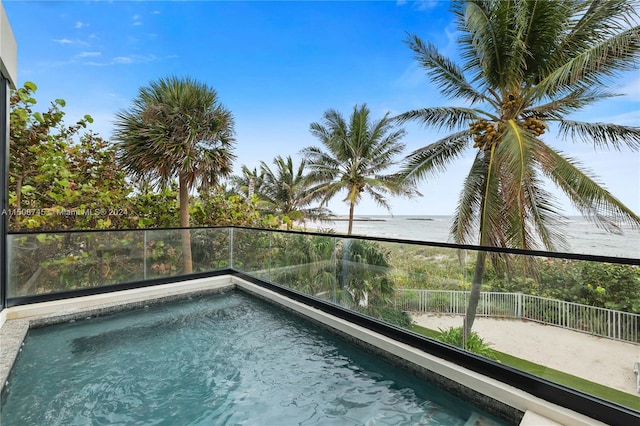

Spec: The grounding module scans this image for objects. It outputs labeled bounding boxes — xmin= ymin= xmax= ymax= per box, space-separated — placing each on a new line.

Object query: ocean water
xmin=306 ymin=215 xmax=640 ymax=259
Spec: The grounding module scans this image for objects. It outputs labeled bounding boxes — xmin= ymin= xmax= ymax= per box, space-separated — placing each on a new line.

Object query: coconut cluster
xmin=501 ymin=94 xmax=520 ymax=117
xmin=522 ymin=117 xmax=546 ymax=136
xmin=469 ymin=116 xmax=547 ymax=151
xmin=469 ymin=119 xmax=502 ymax=151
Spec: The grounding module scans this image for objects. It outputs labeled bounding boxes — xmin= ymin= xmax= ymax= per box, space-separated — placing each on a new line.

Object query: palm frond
xmin=536 ymin=141 xmax=640 ymax=232
xmin=524 ymin=88 xmax=619 ymax=118
xmin=558 ymin=120 xmax=640 ymax=150
xmin=520 ymin=177 xmax=568 ymax=252
xmin=478 ymin=144 xmax=506 ymax=248
xmin=394 ymin=107 xmax=488 ymax=131
xmin=451 ymin=152 xmax=486 ymax=245
xmin=405 ymin=34 xmax=491 ymax=104
xmin=364 ymin=185 xmax=393 ymax=212
xmin=530 ymin=26 xmax=640 ymax=100
xmin=494 ymin=121 xmax=537 ymax=249
xmin=398 ymin=130 xmax=470 ymax=184
xmin=552 ymin=0 xmax=639 ymax=69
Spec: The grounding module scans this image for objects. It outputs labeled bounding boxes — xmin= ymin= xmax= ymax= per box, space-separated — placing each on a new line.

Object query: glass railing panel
xmin=267 ymin=232 xmax=337 ymax=302
xmin=7 ymin=227 xmax=232 ymax=298
xmin=7 ymin=230 xmax=144 ymax=297
xmin=379 ymin=241 xmax=469 ymax=337
xmin=411 ymin=247 xmax=640 ymax=411
xmin=5 ymin=225 xmax=639 ymax=412
xmin=331 ymin=238 xmax=404 ymax=324
xmin=189 ymin=227 xmax=231 ymax=272
xmin=231 ymin=228 xmax=271 ymax=280
xmin=143 ymin=228 xmax=231 ymax=279
xmin=143 ymin=229 xmax=189 ymax=279
xmin=277 ymin=234 xmax=639 ymax=411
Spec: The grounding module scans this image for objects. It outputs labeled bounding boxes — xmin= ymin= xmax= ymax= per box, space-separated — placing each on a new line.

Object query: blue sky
xmin=3 ymin=0 xmax=639 ymax=217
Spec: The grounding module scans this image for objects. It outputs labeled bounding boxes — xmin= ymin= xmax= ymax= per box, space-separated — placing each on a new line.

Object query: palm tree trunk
xmin=13 ymin=174 xmax=23 ymax=231
xmin=179 ymin=176 xmax=193 ymax=274
xmin=15 ymin=174 xmax=22 ymax=211
xmin=464 ymin=250 xmax=486 ymax=341
xmin=347 ymin=201 xmax=355 ymax=235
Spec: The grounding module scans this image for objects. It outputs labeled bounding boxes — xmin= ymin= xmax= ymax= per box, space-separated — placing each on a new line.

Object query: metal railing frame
xmin=1 ymin=225 xmax=639 ymax=424
xmin=394 ymin=289 xmax=640 ymax=344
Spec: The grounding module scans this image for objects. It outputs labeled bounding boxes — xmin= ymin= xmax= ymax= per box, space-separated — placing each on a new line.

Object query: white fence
xmin=394 ymin=289 xmax=640 ymax=344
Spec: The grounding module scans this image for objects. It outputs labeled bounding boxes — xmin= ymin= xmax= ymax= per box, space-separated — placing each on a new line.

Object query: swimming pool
xmin=1 ymin=290 xmax=510 ymax=425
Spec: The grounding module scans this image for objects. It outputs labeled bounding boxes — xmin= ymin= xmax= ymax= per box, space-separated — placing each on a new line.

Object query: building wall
xmin=0 ymin=0 xmax=18 ymax=88
xmin=0 ymin=0 xmax=17 ymax=309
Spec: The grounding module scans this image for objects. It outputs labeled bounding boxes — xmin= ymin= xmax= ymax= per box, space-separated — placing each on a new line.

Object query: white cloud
xmin=52 ymin=38 xmax=89 ymax=47
xmin=396 ymin=0 xmax=438 ymax=11
xmin=392 ymin=63 xmax=427 ymax=90
xmin=75 ymin=51 xmax=102 ymax=58
xmin=414 ymin=0 xmax=439 ymax=11
xmin=86 ymin=54 xmax=157 ymax=66
xmin=113 ymin=56 xmax=133 ymax=64
xmin=75 ymin=21 xmax=88 ymax=29
xmin=602 ymin=110 xmax=640 ymax=127
xmin=152 ymin=10 xmax=161 ymax=15
xmin=620 ymin=74 xmax=640 ymax=101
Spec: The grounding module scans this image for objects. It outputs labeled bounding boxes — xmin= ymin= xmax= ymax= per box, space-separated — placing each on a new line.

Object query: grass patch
xmin=410 ymin=324 xmax=640 ymax=410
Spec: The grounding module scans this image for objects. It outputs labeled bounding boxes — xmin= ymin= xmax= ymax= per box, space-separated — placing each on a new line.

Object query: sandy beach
xmin=412 ymin=313 xmax=640 ymax=397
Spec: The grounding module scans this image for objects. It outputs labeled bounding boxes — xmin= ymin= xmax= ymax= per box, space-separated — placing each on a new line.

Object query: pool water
xmin=1 ymin=291 xmax=510 ymax=425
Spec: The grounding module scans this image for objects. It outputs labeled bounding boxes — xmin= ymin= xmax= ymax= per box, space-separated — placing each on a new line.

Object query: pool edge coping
xmin=0 ymin=275 xmax=605 ymax=425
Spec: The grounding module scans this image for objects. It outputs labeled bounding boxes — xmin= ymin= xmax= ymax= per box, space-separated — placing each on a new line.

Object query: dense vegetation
xmin=8 ymin=82 xmax=276 ymax=232
xmin=385 ymin=244 xmax=640 ymax=315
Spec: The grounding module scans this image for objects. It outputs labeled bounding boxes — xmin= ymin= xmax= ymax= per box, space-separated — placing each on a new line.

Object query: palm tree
xmin=257 ymin=155 xmax=330 ymax=227
xmin=232 ymin=156 xmax=330 ymax=227
xmin=230 ymin=165 xmax=264 ymax=201
xmin=114 ymin=76 xmax=236 ymax=273
xmin=302 ymin=104 xmax=419 ymax=234
xmin=397 ymin=0 xmax=640 ymax=339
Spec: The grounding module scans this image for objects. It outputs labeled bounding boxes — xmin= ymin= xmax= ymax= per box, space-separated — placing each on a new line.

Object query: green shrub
xmin=437 ymin=326 xmax=498 ymax=360
xmin=361 ymin=305 xmax=412 ymax=329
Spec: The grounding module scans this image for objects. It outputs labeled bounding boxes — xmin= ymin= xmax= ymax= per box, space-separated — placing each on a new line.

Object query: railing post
xmin=332 ymin=236 xmax=337 ymax=303
xmin=143 ymin=229 xmax=147 ymax=280
xmin=229 ymin=227 xmax=234 ymax=269
xmin=558 ymin=301 xmax=562 ymax=327
xmin=0 ymin=77 xmax=9 ymax=309
xmin=268 ymin=231 xmax=272 ymax=282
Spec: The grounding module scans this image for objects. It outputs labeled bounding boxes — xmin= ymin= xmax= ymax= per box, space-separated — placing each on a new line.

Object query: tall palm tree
xmin=302 ymin=104 xmax=419 ymax=234
xmin=397 ymin=0 xmax=640 ymax=339
xmin=114 ymin=76 xmax=236 ymax=273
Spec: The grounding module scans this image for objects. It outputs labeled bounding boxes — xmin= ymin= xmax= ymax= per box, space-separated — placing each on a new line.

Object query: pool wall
xmin=0 ymin=275 xmax=620 ymax=425
xmin=0 ymin=276 xmax=235 ymax=394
